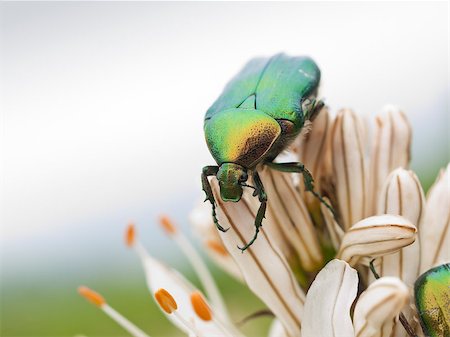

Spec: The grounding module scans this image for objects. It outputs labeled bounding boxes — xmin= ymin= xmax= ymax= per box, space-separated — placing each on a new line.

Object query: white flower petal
xmin=268 ymin=319 xmax=289 ymax=337
xmin=259 ymin=166 xmax=323 ymax=272
xmin=331 ymin=109 xmax=368 ymax=230
xmin=337 ymin=215 xmax=417 ymax=266
xmin=353 ymin=277 xmax=409 ymax=337
xmin=211 ymin=179 xmax=305 ymax=337
xmin=133 ymin=242 xmax=243 ymax=337
xmin=301 ymin=259 xmax=358 ymax=337
xmin=294 ymin=106 xmax=331 ymax=209
xmin=373 ymin=168 xmax=425 ymax=337
xmin=367 ymin=105 xmax=412 ymax=215
xmin=420 ymin=163 xmax=450 ymax=273
xmin=321 ymin=197 xmax=344 ymax=250
xmin=189 ymin=200 xmax=244 ymax=282
xmin=375 ymin=168 xmax=425 ymax=285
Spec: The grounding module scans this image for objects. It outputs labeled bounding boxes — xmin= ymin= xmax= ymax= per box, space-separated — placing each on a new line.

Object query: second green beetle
xmin=202 ymin=53 xmax=330 ymax=252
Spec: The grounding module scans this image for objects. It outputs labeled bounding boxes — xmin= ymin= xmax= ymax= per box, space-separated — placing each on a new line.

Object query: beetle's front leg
xmin=306 ymin=98 xmax=325 ymax=122
xmin=201 ymin=166 xmax=229 ymax=232
xmin=265 ymin=161 xmax=335 ymax=216
xmin=238 ymin=171 xmax=267 ymax=252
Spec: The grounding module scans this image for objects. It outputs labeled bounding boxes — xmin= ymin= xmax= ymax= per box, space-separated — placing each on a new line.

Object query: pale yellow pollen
xmin=78 ymin=286 xmax=106 ymax=307
xmin=206 ymin=240 xmax=228 ymax=256
xmin=125 ymin=223 xmax=136 ymax=247
xmin=190 ymin=291 xmax=212 ymax=321
xmin=154 ymin=288 xmax=178 ymax=314
xmin=159 ymin=215 xmax=177 ymax=235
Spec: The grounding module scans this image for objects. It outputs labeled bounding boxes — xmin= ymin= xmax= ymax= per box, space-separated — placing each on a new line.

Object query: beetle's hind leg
xmin=238 ymin=171 xmax=267 ymax=252
xmin=266 ymin=161 xmax=335 ymax=217
xmin=201 ymin=166 xmax=229 ymax=232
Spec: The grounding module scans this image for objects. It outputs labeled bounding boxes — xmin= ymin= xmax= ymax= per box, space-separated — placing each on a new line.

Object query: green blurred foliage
xmin=1 ymin=264 xmax=271 ymax=337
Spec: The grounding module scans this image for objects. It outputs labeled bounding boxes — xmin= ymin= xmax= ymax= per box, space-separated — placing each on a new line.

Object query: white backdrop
xmin=1 ymin=2 xmax=448 ymax=266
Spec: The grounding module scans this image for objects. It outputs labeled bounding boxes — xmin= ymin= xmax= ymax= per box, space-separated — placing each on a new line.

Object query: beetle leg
xmin=201 ymin=166 xmax=229 ymax=232
xmin=238 ymin=171 xmax=267 ymax=252
xmin=265 ymin=161 xmax=335 ymax=217
xmin=306 ymin=99 xmax=325 ymax=122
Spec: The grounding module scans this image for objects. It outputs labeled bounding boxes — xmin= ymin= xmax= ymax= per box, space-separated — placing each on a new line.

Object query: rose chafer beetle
xmin=202 ymin=53 xmax=332 ymax=252
xmin=414 ymin=263 xmax=450 ymax=337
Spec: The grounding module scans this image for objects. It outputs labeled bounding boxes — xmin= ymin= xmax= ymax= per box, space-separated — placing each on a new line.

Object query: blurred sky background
xmin=1 ymin=2 xmax=449 ymax=336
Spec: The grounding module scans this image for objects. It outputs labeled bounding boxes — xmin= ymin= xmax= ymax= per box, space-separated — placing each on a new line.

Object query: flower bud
xmin=337 ymin=215 xmax=416 ymax=266
xmin=330 ymin=108 xmax=367 ymax=230
xmin=354 ymin=277 xmax=409 ymax=337
xmin=375 ymin=168 xmax=425 ymax=285
xmin=420 ymin=164 xmax=450 ymax=273
xmin=367 ymin=105 xmax=411 ymax=215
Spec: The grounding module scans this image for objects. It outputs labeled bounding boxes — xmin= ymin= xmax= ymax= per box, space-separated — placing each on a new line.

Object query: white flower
xmin=79 ymin=104 xmax=449 ymax=337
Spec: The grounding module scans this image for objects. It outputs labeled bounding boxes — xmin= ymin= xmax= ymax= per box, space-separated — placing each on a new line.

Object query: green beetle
xmin=414 ymin=263 xmax=450 ymax=337
xmin=202 ymin=53 xmax=331 ymax=251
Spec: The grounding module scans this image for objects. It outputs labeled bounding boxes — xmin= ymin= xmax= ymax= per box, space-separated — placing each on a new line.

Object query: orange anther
xmin=159 ymin=215 xmax=177 ymax=235
xmin=78 ymin=286 xmax=105 ymax=307
xmin=125 ymin=223 xmax=135 ymax=247
xmin=154 ymin=288 xmax=178 ymax=314
xmin=206 ymin=240 xmax=228 ymax=256
xmin=190 ymin=291 xmax=212 ymax=321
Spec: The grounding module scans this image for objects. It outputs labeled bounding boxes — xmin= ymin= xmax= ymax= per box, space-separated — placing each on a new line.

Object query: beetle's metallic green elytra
xmin=414 ymin=263 xmax=450 ymax=337
xmin=201 ymin=53 xmax=328 ymax=251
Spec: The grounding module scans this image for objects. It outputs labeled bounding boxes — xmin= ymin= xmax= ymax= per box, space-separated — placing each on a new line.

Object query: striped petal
xmin=330 ymin=108 xmax=368 ymax=230
xmin=373 ymin=168 xmax=425 ymax=337
xmin=367 ymin=105 xmax=412 ymax=215
xmin=354 ymin=277 xmax=410 ymax=337
xmin=259 ymin=166 xmax=323 ymax=272
xmin=294 ymin=105 xmax=331 ymax=212
xmin=337 ymin=215 xmax=416 ymax=266
xmin=211 ymin=178 xmax=305 ymax=337
xmin=374 ymin=168 xmax=425 ymax=285
xmin=189 ymin=200 xmax=244 ymax=282
xmin=420 ymin=163 xmax=450 ymax=273
xmin=301 ymin=259 xmax=358 ymax=337
xmin=321 ymin=196 xmax=344 ymax=250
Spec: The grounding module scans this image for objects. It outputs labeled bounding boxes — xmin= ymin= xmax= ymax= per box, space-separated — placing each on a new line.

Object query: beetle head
xmin=217 ymin=163 xmax=248 ymax=202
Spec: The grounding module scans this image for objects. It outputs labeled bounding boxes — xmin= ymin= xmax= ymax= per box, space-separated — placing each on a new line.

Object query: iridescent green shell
xmin=204 ymin=53 xmax=320 ymax=168
xmin=204 ymin=108 xmax=281 ymax=167
xmin=414 ymin=263 xmax=450 ymax=337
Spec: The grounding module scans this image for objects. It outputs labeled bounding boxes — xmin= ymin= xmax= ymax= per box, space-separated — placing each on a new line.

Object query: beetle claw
xmin=216 ymin=225 xmax=230 ymax=233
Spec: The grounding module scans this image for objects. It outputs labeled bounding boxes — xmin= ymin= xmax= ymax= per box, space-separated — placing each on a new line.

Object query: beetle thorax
xmin=217 ymin=163 xmax=248 ymax=202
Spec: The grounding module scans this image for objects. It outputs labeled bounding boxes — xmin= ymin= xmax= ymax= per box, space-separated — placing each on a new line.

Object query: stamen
xmin=154 ymin=288 xmax=200 ymax=336
xmin=206 ymin=240 xmax=228 ymax=256
xmin=190 ymin=291 xmax=212 ymax=321
xmin=125 ymin=223 xmax=136 ymax=247
xmin=158 ymin=215 xmax=230 ymax=323
xmin=78 ymin=286 xmax=151 ymax=337
xmin=78 ymin=286 xmax=105 ymax=307
xmin=159 ymin=215 xmax=177 ymax=235
xmin=154 ymin=288 xmax=178 ymax=314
